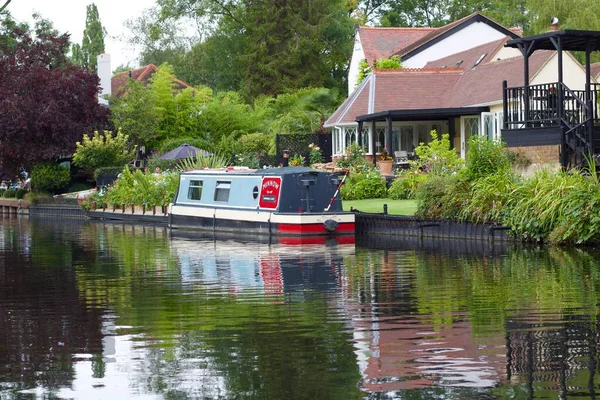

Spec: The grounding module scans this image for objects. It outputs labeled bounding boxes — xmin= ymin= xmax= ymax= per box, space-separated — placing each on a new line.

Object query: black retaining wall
xmin=355 ymin=213 xmax=517 ymax=242
xmin=28 ymin=198 xmax=86 ymax=219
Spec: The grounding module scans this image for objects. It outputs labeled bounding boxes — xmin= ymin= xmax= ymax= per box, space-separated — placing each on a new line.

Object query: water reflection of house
xmin=348 ymin=300 xmax=507 ymax=391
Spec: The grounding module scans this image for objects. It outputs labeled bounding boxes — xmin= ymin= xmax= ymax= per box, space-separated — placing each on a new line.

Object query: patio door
xmin=460 ymin=116 xmax=480 ymax=159
xmin=482 ymin=112 xmax=495 ymax=141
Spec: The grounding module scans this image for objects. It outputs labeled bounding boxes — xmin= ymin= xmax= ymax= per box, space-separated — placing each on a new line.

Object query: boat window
xmin=187 ymin=180 xmax=203 ymax=200
xmin=253 ymin=186 xmax=259 ymax=199
xmin=214 ymin=181 xmax=231 ymax=202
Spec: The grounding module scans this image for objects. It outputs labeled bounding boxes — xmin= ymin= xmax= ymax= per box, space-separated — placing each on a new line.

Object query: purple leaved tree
xmin=0 ymin=29 xmax=107 ymax=178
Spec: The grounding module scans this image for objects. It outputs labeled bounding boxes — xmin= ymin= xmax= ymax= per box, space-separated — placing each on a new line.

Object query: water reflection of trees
xmin=344 ymin=238 xmax=600 ymax=396
xmin=0 ymin=218 xmax=104 ymax=396
xmin=70 ymin=224 xmax=363 ymax=399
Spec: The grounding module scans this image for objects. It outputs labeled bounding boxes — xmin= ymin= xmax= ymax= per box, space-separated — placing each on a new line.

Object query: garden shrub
xmin=0 ymin=189 xmax=5 ymax=197
xmin=73 ymin=130 xmax=136 ymax=170
xmin=462 ymin=135 xmax=511 ymax=182
xmin=236 ymin=133 xmax=275 ymax=155
xmin=413 ymin=132 xmax=464 ymax=175
xmin=235 ymin=153 xmax=260 ymax=169
xmin=388 ymin=171 xmax=427 ymax=200
xmin=460 ymin=169 xmax=519 ymax=223
xmin=415 ymin=175 xmax=470 ymax=220
xmin=336 ymin=143 xmax=372 ymax=171
xmin=100 ymin=167 xmax=180 ymax=209
xmin=505 ymin=169 xmax=590 ymax=242
xmin=15 ymin=189 xmax=28 ymax=199
xmin=3 ymin=189 xmax=16 ymax=198
xmin=341 ymin=168 xmax=387 ymax=200
xmin=31 ymin=163 xmax=71 ymax=193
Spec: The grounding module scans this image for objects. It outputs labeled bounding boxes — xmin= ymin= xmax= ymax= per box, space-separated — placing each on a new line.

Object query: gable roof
xmin=325 ymin=68 xmax=462 ymax=127
xmin=358 ymin=26 xmax=435 ymax=65
xmin=111 ymin=64 xmax=192 ymax=98
xmin=445 ymin=50 xmax=554 ymax=107
xmin=395 ymin=12 xmax=521 ymax=61
xmin=326 ymin=37 xmax=557 ymax=127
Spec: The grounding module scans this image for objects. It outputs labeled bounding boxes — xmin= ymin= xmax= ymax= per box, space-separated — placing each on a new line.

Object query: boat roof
xmin=180 ymin=166 xmax=317 ymax=177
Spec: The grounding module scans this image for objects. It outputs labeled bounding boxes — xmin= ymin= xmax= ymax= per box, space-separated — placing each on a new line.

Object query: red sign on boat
xmin=259 ymin=177 xmax=281 ymax=209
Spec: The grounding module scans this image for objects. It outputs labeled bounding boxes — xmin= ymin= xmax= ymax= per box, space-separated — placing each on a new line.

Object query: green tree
xmin=72 ymin=130 xmax=136 ymax=170
xmin=72 ymin=3 xmax=106 ymax=70
xmin=151 ymin=0 xmax=354 ymax=98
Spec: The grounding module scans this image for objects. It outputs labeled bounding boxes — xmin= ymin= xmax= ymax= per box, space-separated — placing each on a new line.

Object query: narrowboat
xmin=169 ymin=167 xmax=355 ymax=236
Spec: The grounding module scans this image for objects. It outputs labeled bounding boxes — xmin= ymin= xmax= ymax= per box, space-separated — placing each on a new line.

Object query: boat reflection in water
xmin=170 ymin=231 xmax=355 ymax=296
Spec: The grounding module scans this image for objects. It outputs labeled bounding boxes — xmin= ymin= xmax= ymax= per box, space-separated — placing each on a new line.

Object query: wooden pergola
xmin=504 ymin=30 xmax=600 ymax=167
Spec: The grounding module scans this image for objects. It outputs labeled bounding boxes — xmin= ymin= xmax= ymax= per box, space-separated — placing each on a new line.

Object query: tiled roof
xmin=325 ymin=68 xmax=462 ymax=126
xmin=111 ymin=64 xmax=192 ymax=97
xmin=424 ymin=37 xmax=508 ymax=70
xmin=358 ymin=26 xmax=435 ymax=65
xmin=394 ymin=12 xmax=482 ymax=58
xmin=591 ymin=62 xmax=600 ymax=78
xmin=444 ymin=50 xmax=553 ymax=107
xmin=326 ymin=37 xmax=557 ymax=126
xmin=395 ymin=12 xmax=521 ymax=59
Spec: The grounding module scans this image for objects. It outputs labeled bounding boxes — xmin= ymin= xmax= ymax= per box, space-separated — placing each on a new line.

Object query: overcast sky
xmin=8 ymin=0 xmax=157 ymax=71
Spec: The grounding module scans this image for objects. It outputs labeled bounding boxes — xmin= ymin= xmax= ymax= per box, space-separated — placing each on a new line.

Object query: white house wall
xmin=402 ymin=23 xmax=507 ymax=68
xmin=493 ymin=46 xmax=522 ymax=61
xmin=530 ymin=52 xmax=589 ymax=89
xmin=348 ymin=34 xmax=366 ymax=93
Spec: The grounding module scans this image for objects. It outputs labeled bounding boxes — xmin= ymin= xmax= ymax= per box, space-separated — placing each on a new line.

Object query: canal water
xmin=1 ymin=218 xmax=600 ymax=399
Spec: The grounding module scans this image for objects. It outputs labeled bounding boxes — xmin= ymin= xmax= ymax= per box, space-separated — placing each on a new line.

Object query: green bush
xmin=462 ymin=135 xmax=511 ymax=182
xmin=102 ymin=168 xmax=179 ymax=208
xmin=413 ymin=131 xmax=464 ymax=175
xmin=341 ymin=168 xmax=387 ymax=200
xmin=15 ymin=189 xmax=28 ymax=199
xmin=460 ymin=169 xmax=519 ymax=223
xmin=3 ymin=189 xmax=16 ymax=198
xmin=388 ymin=171 xmax=428 ymax=200
xmin=235 ymin=153 xmax=260 ymax=169
xmin=31 ymin=163 xmax=71 ymax=194
xmin=336 ymin=143 xmax=371 ymax=171
xmin=236 ymin=133 xmax=275 ymax=155
xmin=505 ymin=168 xmax=600 ymax=243
xmin=415 ymin=175 xmax=470 ymax=220
xmin=73 ymin=130 xmax=136 ymax=170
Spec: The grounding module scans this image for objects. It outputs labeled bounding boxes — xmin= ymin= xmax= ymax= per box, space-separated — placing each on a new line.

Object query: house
xmin=96 ymin=54 xmax=193 ymax=103
xmin=327 ymin=14 xmax=596 ymax=167
xmin=348 ymin=12 xmax=521 ymax=93
xmin=110 ymin=64 xmax=193 ymax=98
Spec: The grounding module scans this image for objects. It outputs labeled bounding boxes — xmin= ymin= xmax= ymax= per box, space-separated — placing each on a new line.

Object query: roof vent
xmin=474 ymin=53 xmax=487 ymax=67
xmin=456 ymin=60 xmax=463 ymax=67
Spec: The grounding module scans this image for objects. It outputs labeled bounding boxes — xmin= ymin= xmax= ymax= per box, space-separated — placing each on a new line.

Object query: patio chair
xmin=394 ymin=151 xmax=410 ymax=169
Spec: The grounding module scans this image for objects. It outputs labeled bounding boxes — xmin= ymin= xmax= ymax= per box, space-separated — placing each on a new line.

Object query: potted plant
xmin=377 ymin=149 xmax=394 ymax=176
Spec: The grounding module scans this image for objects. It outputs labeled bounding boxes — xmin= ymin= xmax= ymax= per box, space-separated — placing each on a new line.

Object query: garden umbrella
xmin=158 ymin=143 xmax=212 ymax=160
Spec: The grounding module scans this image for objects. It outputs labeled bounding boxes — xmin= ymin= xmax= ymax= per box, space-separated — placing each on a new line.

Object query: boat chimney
xmin=550 ymin=17 xmax=559 ymax=31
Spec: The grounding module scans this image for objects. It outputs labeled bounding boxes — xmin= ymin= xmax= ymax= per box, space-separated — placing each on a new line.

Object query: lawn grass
xmin=342 ymin=198 xmax=417 ymax=215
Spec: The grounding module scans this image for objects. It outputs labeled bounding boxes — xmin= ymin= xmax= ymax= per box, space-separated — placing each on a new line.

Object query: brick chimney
xmin=550 ymin=17 xmax=559 ymax=31
xmin=97 ymin=53 xmax=112 ymax=106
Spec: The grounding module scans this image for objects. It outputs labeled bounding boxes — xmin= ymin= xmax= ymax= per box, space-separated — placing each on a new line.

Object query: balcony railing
xmin=503 ymin=82 xmax=600 ymax=129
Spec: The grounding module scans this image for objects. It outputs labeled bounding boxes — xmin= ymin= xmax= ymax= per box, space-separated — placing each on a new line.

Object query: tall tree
xmin=0 ymin=29 xmax=107 ymax=178
xmin=152 ymin=0 xmax=354 ymax=98
xmin=72 ymin=3 xmax=106 ymax=70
